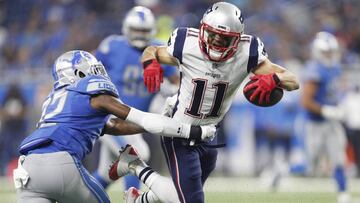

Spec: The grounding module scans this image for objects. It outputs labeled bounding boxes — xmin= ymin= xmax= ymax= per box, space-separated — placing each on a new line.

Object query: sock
xmin=334 ymin=166 xmax=346 ymax=192
xmin=135 ymin=190 xmax=160 ymax=203
xmin=136 ymin=166 xmax=159 ymax=188
xmin=92 ymin=171 xmax=109 ymax=189
xmin=125 ymin=174 xmax=141 ymax=190
xmin=130 ymin=162 xmax=179 ymax=203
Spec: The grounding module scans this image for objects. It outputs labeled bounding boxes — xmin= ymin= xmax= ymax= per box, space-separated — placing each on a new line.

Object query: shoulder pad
xmin=166 ymin=27 xmax=188 ymax=64
xmin=187 ymin=28 xmax=199 ymax=38
xmin=67 ymin=75 xmax=119 ymax=97
xmin=97 ymin=35 xmax=124 ymax=54
xmin=240 ymin=34 xmax=251 ymax=42
xmin=303 ymin=62 xmax=321 ymax=82
xmin=247 ymin=36 xmax=268 ymax=73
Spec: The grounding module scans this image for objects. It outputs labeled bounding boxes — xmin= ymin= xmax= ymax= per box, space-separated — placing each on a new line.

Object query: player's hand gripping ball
xmin=243 ymin=73 xmax=283 ymax=107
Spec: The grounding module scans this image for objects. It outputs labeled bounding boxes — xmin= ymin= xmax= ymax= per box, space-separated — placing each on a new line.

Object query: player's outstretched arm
xmin=90 ymin=94 xmax=216 ymax=141
xmin=104 ymin=116 xmax=145 ymax=135
xmin=252 ymin=58 xmax=300 ymax=91
xmin=141 ymin=46 xmax=178 ymax=66
xmin=301 ymin=81 xmax=321 ymax=114
xmin=141 ymin=46 xmax=178 ymax=93
xmin=301 ymin=80 xmax=343 ymax=120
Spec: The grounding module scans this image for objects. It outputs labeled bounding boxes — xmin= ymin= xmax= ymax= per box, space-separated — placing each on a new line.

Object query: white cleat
xmin=108 ymin=144 xmax=141 ymax=180
xmin=124 ymin=187 xmax=141 ymax=203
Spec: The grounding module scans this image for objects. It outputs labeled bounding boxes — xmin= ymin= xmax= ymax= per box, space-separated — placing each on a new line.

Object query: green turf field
xmin=2 ymin=176 xmax=360 ymax=203
xmin=107 ymin=191 xmax=344 ymax=203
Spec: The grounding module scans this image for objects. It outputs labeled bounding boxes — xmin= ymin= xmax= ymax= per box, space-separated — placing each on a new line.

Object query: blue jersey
xmin=302 ymin=61 xmax=342 ymax=121
xmin=19 ymin=75 xmax=119 ymax=160
xmin=95 ymin=35 xmax=177 ymax=111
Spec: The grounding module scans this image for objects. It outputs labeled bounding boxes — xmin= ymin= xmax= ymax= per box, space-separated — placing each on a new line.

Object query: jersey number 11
xmin=185 ymin=79 xmax=228 ymax=118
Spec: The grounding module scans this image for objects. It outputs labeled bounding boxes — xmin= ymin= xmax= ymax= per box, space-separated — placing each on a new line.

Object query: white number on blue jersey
xmin=123 ymin=65 xmax=148 ymax=97
xmin=37 ymin=88 xmax=68 ymax=128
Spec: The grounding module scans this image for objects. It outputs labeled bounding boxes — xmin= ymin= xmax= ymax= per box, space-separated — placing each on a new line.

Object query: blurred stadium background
xmin=0 ymin=0 xmax=360 ymax=202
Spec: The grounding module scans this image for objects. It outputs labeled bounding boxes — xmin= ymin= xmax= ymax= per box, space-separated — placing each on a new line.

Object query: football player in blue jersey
xmin=93 ymin=6 xmax=179 ymax=191
xmin=13 ymin=50 xmax=215 ymax=203
xmin=301 ymin=32 xmax=351 ymax=203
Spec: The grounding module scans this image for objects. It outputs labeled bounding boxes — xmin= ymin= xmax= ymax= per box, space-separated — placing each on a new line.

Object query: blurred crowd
xmin=0 ymin=0 xmax=359 ymax=75
xmin=0 ymin=0 xmax=360 ymax=178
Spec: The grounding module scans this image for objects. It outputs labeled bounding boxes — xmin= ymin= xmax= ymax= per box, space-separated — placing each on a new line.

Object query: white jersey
xmin=166 ymin=27 xmax=268 ymax=126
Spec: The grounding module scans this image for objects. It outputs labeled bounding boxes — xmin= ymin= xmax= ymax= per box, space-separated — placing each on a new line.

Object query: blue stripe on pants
xmin=73 ymin=158 xmax=110 ymax=203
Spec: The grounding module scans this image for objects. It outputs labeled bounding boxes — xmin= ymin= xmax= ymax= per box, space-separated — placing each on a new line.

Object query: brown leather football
xmin=243 ymin=80 xmax=284 ymax=107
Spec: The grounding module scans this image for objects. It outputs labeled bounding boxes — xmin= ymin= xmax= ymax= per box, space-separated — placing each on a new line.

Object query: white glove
xmin=13 ymin=156 xmax=29 ymax=189
xmin=321 ymin=105 xmax=344 ymax=121
xmin=200 ymin=124 xmax=216 ymax=142
xmin=162 ymin=95 xmax=177 ymax=117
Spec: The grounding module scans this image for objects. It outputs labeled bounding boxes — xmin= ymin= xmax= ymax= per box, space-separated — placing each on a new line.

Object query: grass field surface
xmin=2 ymin=176 xmax=360 ymax=203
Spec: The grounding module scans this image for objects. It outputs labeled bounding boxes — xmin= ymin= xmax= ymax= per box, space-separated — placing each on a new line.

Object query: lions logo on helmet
xmin=52 ymin=50 xmax=109 ymax=88
xmin=199 ymin=2 xmax=244 ymax=62
xmin=122 ymin=6 xmax=156 ymax=49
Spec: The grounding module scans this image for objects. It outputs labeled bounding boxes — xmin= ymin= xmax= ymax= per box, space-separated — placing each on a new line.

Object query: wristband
xmin=273 ymin=73 xmax=280 ymax=84
xmin=142 ymin=59 xmax=156 ymax=69
xmin=189 ymin=126 xmax=202 ymax=141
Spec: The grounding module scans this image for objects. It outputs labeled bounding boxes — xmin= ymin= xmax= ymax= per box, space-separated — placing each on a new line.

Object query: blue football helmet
xmin=311 ymin=31 xmax=340 ymax=67
xmin=122 ymin=6 xmax=156 ymax=49
xmin=52 ymin=50 xmax=109 ymax=88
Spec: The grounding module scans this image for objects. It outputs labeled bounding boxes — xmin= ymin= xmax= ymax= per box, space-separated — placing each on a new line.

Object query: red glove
xmin=243 ymin=73 xmax=281 ymax=105
xmin=143 ymin=59 xmax=164 ymax=93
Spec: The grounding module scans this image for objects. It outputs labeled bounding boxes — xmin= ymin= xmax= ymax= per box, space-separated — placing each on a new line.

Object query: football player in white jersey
xmin=110 ymin=2 xmax=299 ymax=203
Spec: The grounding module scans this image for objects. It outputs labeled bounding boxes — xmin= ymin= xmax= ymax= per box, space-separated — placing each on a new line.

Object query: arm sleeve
xmin=125 ymin=107 xmax=192 ymax=138
xmin=247 ymin=36 xmax=269 ymax=73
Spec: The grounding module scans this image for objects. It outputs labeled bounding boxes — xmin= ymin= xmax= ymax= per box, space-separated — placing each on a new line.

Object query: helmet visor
xmin=202 ymin=24 xmax=240 ymax=50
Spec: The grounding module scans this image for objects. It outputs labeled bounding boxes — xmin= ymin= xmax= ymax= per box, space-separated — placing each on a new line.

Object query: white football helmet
xmin=52 ymin=50 xmax=109 ymax=88
xmin=199 ymin=2 xmax=244 ymax=62
xmin=122 ymin=6 xmax=156 ymax=49
xmin=311 ymin=31 xmax=340 ymax=67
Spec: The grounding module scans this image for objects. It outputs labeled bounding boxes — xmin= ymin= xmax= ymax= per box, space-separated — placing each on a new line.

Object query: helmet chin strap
xmin=207 ymin=46 xmax=232 ymax=62
xmin=208 ymin=49 xmax=222 ymax=61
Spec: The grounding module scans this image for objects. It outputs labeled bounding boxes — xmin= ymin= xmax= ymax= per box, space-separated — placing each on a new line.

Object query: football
xmin=243 ymin=79 xmax=284 ymax=107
